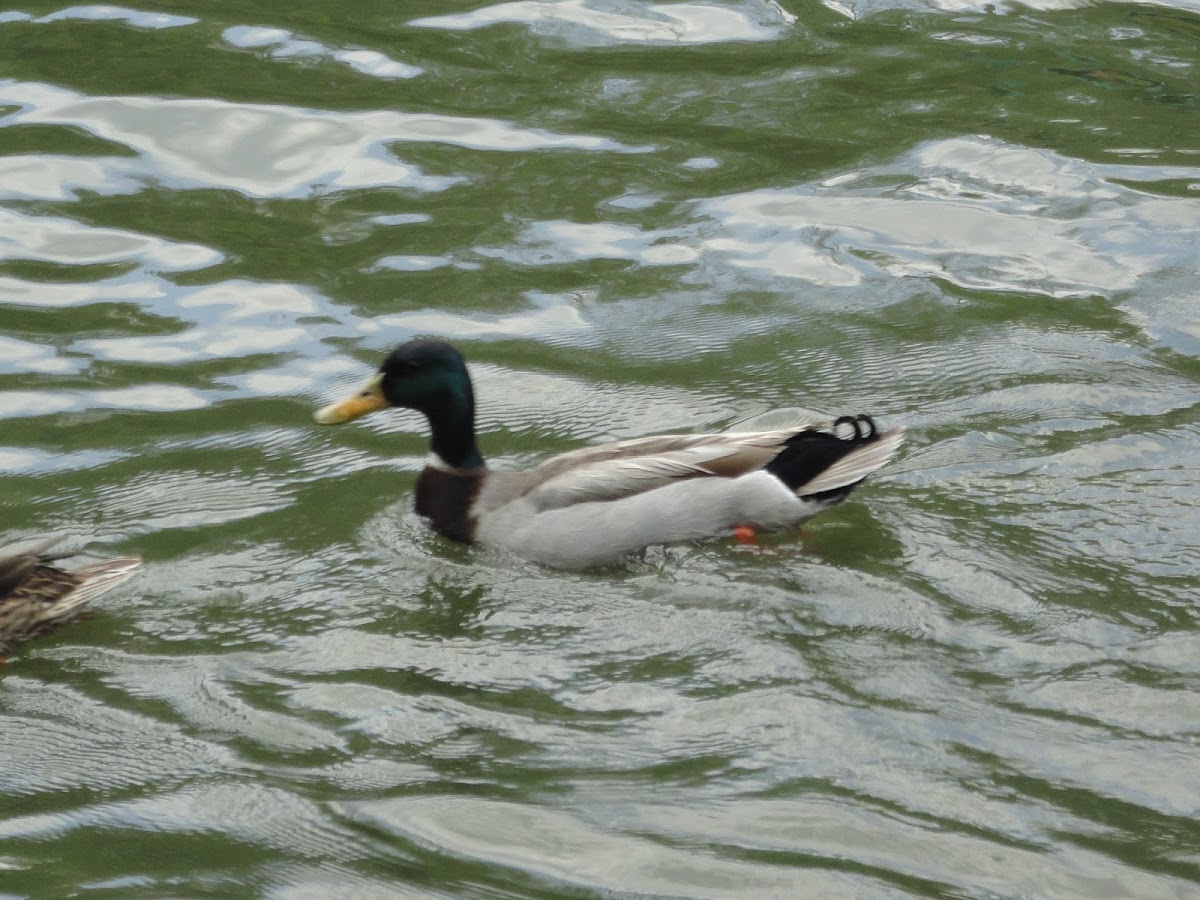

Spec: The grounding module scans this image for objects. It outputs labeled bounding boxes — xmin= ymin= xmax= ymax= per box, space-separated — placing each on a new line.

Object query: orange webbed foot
xmin=732 ymin=525 xmax=758 ymax=545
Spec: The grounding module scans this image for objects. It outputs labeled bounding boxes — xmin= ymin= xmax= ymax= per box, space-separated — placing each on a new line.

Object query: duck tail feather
xmin=765 ymin=419 xmax=904 ymax=498
xmin=54 ymin=557 xmax=142 ymax=616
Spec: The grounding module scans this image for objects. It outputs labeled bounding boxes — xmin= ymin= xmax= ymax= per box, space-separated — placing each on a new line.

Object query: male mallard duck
xmin=0 ymin=536 xmax=141 ymax=657
xmin=315 ymin=340 xmax=904 ymax=568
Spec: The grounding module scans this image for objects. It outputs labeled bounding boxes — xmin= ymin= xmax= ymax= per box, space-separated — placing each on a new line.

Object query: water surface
xmin=2 ymin=0 xmax=1199 ymax=896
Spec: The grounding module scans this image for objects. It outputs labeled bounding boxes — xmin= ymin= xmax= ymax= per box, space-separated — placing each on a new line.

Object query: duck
xmin=0 ymin=536 xmax=141 ymax=658
xmin=314 ymin=339 xmax=904 ymax=569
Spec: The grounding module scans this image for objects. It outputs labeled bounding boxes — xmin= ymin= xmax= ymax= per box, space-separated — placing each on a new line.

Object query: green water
xmin=2 ymin=0 xmax=1199 ymax=895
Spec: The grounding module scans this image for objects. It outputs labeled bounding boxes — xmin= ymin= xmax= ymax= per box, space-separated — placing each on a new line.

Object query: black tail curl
xmin=764 ymin=414 xmax=881 ymax=499
xmin=833 ymin=414 xmax=877 ymax=440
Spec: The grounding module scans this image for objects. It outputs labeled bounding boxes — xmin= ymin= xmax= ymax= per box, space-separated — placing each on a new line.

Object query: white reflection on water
xmin=825 ymin=0 xmax=1200 ymax=17
xmin=0 ymin=336 xmax=76 ymax=375
xmin=31 ymin=5 xmax=197 ymax=29
xmin=0 ymin=81 xmax=644 ymax=200
xmin=0 ymin=446 xmax=128 ymax=474
xmin=341 ymin=796 xmax=879 ymax=897
xmin=476 ymin=219 xmax=699 ymax=266
xmin=2 ymin=1 xmax=1199 ymax=895
xmin=178 ymin=282 xmax=320 ymax=319
xmin=86 ymin=385 xmax=209 ymax=412
xmin=411 ymin=0 xmax=796 ymax=46
xmin=615 ymin=797 xmax=1191 ymax=899
xmin=0 ymin=385 xmax=208 ymax=419
xmin=371 ymin=254 xmax=457 ymax=272
xmin=0 ymin=779 xmax=358 ymax=860
xmin=93 ymin=470 xmax=293 ymax=530
xmin=0 ymin=208 xmax=220 ymax=270
xmin=0 ymin=678 xmax=237 ymax=795
xmin=0 ymin=155 xmax=142 ymax=201
xmin=223 ymin=26 xmax=423 ymax=80
xmin=0 ymin=275 xmax=162 ymax=307
xmin=77 ymin=281 xmax=332 ymax=365
xmin=458 ymin=135 xmax=1200 ymax=315
xmin=82 ymin=326 xmax=311 ymax=364
xmin=696 ymin=136 xmax=1200 ymax=298
xmin=362 ymin=290 xmax=591 ymax=343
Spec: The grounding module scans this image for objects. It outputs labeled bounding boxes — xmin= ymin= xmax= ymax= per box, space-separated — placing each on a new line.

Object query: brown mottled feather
xmin=0 ymin=536 xmax=141 ymax=655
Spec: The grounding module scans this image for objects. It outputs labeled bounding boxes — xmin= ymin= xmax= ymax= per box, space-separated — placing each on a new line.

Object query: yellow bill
xmin=314 ymin=374 xmax=388 ymax=425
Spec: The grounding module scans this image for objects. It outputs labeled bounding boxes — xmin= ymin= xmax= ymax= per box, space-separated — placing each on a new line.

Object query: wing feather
xmin=520 ymin=427 xmax=828 ymax=512
xmin=0 ymin=535 xmax=68 ymax=598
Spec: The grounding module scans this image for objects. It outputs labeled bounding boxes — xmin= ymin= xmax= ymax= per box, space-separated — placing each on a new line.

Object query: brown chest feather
xmin=415 ymin=466 xmax=483 ymax=544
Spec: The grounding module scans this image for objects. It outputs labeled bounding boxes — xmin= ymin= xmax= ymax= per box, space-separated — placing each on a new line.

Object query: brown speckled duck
xmin=315 ymin=339 xmax=904 ymax=569
xmin=0 ymin=536 xmax=140 ymax=657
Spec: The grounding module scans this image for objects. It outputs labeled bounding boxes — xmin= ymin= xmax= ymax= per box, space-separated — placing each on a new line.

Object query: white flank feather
xmin=479 ymin=471 xmax=818 ymax=569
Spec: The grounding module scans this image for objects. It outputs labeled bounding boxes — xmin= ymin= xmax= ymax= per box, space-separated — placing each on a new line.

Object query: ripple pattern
xmin=2 ymin=0 xmax=1199 ymax=897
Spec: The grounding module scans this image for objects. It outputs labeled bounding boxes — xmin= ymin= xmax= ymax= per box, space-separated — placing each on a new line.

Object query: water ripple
xmin=0 ymin=81 xmax=641 ymax=200
xmin=696 ymin=136 xmax=1200 ymax=299
xmin=410 ymin=0 xmax=797 ymax=47
xmin=2 ymin=5 xmax=197 ymax=29
xmin=4 ymin=0 xmax=1200 ymax=894
xmin=0 ymin=207 xmax=219 ymax=269
xmin=339 ymin=796 xmax=894 ymax=897
xmin=223 ymin=26 xmax=424 ymax=80
xmin=0 ymin=677 xmax=236 ymax=796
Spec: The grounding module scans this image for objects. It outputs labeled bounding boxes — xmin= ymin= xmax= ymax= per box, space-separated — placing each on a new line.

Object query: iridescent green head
xmin=314 ymin=339 xmax=482 ymax=469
